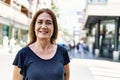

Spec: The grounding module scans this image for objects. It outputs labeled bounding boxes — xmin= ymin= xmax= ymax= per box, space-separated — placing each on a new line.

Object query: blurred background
xmin=0 ymin=0 xmax=120 ymax=80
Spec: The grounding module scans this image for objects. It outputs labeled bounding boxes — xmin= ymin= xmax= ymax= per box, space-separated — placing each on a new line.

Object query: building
xmin=0 ymin=0 xmax=32 ymax=46
xmin=0 ymin=0 xmax=56 ymax=46
xmin=83 ymin=0 xmax=120 ymax=61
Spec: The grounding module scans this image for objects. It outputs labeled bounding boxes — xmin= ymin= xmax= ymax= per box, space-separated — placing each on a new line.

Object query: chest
xmin=25 ymin=59 xmax=64 ymax=80
xmin=32 ymin=46 xmax=57 ymax=60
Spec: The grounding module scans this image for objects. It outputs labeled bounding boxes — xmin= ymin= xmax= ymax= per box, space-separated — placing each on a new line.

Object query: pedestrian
xmin=76 ymin=42 xmax=80 ymax=53
xmin=69 ymin=40 xmax=75 ymax=57
xmin=9 ymin=37 xmax=16 ymax=53
xmin=12 ymin=8 xmax=70 ymax=80
xmin=3 ymin=36 xmax=9 ymax=47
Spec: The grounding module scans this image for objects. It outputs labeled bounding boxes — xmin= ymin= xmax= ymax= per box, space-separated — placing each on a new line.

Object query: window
xmin=11 ymin=0 xmax=20 ymax=10
xmin=1 ymin=0 xmax=11 ymax=5
xmin=88 ymin=0 xmax=107 ymax=4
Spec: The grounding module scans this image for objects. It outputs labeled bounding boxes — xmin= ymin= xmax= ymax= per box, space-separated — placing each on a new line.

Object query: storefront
xmin=86 ymin=16 xmax=120 ymax=60
xmin=0 ymin=22 xmax=28 ymax=46
xmin=0 ymin=23 xmax=9 ymax=46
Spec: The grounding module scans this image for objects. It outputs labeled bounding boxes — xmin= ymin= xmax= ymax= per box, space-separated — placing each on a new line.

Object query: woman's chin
xmin=38 ymin=36 xmax=50 ymax=40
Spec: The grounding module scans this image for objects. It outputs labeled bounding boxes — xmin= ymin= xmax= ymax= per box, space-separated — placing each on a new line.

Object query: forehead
xmin=37 ymin=12 xmax=52 ymax=21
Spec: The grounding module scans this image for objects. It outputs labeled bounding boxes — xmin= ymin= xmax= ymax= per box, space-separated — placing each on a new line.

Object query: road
xmin=70 ymin=59 xmax=120 ymax=80
xmin=0 ymin=46 xmax=120 ymax=80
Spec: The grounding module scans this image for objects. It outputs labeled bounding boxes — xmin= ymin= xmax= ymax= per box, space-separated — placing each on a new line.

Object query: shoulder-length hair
xmin=27 ymin=8 xmax=58 ymax=46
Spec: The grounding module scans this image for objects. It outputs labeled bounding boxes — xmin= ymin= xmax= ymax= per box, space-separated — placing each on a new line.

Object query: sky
xmin=56 ymin=0 xmax=86 ymax=31
xmin=57 ymin=0 xmax=86 ymax=12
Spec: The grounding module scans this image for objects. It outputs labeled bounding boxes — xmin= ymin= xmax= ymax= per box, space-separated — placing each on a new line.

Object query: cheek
xmin=50 ymin=27 xmax=54 ymax=37
xmin=51 ymin=27 xmax=54 ymax=34
xmin=34 ymin=25 xmax=39 ymax=35
xmin=34 ymin=27 xmax=37 ymax=33
xmin=35 ymin=24 xmax=40 ymax=31
xmin=52 ymin=27 xmax=54 ymax=33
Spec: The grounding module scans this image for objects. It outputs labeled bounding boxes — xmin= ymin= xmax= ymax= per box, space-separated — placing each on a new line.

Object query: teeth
xmin=40 ymin=31 xmax=48 ymax=33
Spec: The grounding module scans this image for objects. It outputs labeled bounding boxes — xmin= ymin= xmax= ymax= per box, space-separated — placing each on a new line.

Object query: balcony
xmin=0 ymin=2 xmax=29 ymax=30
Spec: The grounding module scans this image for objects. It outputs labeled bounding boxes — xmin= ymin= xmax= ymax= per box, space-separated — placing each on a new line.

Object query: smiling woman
xmin=12 ymin=8 xmax=70 ymax=80
xmin=35 ymin=12 xmax=54 ymax=40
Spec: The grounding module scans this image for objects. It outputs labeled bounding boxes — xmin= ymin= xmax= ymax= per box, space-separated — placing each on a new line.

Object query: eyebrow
xmin=38 ymin=19 xmax=53 ymax=22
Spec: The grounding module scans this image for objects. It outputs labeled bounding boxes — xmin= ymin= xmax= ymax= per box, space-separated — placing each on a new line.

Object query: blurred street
xmin=0 ymin=46 xmax=120 ymax=80
xmin=1 ymin=0 xmax=120 ymax=80
xmin=0 ymin=45 xmax=21 ymax=80
xmin=70 ymin=59 xmax=120 ymax=80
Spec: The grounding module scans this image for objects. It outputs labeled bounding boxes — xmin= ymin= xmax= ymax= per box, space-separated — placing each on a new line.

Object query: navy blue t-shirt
xmin=13 ymin=45 xmax=70 ymax=80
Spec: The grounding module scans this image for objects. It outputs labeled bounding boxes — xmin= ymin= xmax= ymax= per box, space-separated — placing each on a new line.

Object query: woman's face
xmin=35 ymin=12 xmax=54 ymax=40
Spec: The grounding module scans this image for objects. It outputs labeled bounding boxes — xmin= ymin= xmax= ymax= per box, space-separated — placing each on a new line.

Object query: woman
xmin=12 ymin=8 xmax=70 ymax=80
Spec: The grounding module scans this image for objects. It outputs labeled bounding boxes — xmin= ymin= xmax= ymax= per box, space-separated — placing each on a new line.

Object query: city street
xmin=1 ymin=0 xmax=120 ymax=80
xmin=70 ymin=59 xmax=120 ymax=80
xmin=0 ymin=46 xmax=20 ymax=80
xmin=0 ymin=46 xmax=120 ymax=80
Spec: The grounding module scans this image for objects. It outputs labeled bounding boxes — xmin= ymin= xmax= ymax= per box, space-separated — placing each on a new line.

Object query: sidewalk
xmin=0 ymin=45 xmax=21 ymax=55
xmin=0 ymin=45 xmax=22 ymax=80
xmin=70 ymin=59 xmax=94 ymax=80
xmin=68 ymin=47 xmax=95 ymax=59
xmin=68 ymin=47 xmax=120 ymax=62
xmin=70 ymin=58 xmax=120 ymax=80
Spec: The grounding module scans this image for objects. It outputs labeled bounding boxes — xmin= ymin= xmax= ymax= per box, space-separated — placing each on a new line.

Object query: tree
xmin=51 ymin=1 xmax=59 ymax=17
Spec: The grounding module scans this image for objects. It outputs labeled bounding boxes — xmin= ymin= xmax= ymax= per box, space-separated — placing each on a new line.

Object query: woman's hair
xmin=27 ymin=8 xmax=58 ymax=46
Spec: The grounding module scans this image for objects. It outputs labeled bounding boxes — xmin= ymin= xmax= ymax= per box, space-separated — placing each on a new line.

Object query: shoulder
xmin=57 ymin=44 xmax=67 ymax=52
xmin=13 ymin=46 xmax=30 ymax=67
xmin=57 ymin=44 xmax=69 ymax=57
xmin=18 ymin=46 xmax=28 ymax=53
xmin=16 ymin=46 xmax=29 ymax=57
xmin=57 ymin=44 xmax=70 ymax=65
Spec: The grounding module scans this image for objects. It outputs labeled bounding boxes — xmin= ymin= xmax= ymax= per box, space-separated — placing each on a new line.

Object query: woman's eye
xmin=37 ymin=20 xmax=52 ymax=25
xmin=46 ymin=21 xmax=53 ymax=25
xmin=38 ymin=21 xmax=42 ymax=24
xmin=46 ymin=22 xmax=51 ymax=25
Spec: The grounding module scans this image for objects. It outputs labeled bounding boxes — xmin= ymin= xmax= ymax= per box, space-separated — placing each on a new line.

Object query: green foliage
xmin=51 ymin=4 xmax=59 ymax=17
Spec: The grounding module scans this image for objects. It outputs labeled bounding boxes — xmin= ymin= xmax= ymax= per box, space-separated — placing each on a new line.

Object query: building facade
xmin=0 ymin=0 xmax=32 ymax=46
xmin=0 ymin=0 xmax=56 ymax=46
xmin=83 ymin=0 xmax=120 ymax=61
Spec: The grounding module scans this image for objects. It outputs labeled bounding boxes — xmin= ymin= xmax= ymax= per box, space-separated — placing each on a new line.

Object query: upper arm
xmin=13 ymin=66 xmax=23 ymax=80
xmin=64 ymin=64 xmax=70 ymax=80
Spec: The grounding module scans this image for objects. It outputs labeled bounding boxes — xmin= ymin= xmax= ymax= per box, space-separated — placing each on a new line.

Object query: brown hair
xmin=27 ymin=8 xmax=58 ymax=46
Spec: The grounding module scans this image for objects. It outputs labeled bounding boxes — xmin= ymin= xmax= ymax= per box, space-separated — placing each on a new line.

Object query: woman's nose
xmin=41 ymin=23 xmax=47 ymax=28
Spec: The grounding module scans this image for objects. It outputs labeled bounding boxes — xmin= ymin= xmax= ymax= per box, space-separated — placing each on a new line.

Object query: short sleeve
xmin=63 ymin=49 xmax=70 ymax=65
xmin=13 ymin=48 xmax=26 ymax=76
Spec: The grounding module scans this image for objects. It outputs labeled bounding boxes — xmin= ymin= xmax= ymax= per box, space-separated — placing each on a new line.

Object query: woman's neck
xmin=35 ymin=39 xmax=52 ymax=50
